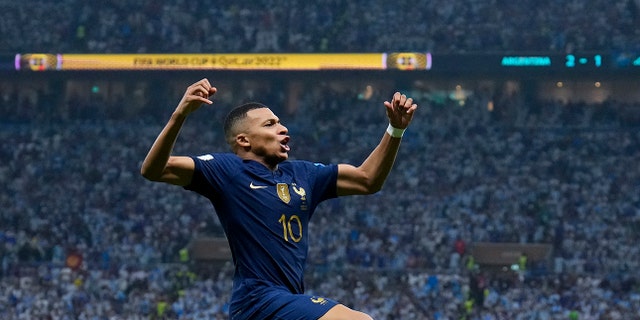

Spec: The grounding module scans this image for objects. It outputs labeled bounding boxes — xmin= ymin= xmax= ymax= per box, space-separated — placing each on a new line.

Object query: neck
xmin=237 ymin=152 xmax=280 ymax=171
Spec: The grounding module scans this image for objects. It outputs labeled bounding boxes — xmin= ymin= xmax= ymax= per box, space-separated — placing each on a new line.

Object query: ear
xmin=236 ymin=134 xmax=250 ymax=147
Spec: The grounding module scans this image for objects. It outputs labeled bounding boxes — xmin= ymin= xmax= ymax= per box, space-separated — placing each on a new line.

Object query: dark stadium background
xmin=1 ymin=1 xmax=640 ymax=319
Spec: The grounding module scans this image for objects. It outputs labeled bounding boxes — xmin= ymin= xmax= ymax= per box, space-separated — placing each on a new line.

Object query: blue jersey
xmin=185 ymin=153 xmax=338 ymax=318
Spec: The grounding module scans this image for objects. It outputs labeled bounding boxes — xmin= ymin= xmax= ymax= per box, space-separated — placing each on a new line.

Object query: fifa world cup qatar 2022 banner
xmin=14 ymin=53 xmax=433 ymax=71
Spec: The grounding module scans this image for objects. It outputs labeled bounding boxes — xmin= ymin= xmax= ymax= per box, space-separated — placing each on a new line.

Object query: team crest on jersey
xmin=292 ymin=183 xmax=306 ymax=200
xmin=277 ymin=183 xmax=291 ymax=204
xmin=292 ymin=183 xmax=307 ymax=211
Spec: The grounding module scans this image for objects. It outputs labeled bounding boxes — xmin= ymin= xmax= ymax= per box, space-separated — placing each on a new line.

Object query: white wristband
xmin=386 ymin=124 xmax=405 ymax=138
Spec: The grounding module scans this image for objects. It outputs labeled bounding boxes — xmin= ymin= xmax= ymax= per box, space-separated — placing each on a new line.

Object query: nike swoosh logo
xmin=249 ymin=182 xmax=268 ymax=189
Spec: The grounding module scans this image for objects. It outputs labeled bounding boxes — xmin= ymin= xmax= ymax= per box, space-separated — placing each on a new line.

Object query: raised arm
xmin=336 ymin=92 xmax=417 ymax=196
xmin=140 ymin=79 xmax=217 ymax=186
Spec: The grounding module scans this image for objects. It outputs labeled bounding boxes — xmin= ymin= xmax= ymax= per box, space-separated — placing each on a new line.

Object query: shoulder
xmin=191 ymin=153 xmax=243 ymax=176
xmin=280 ymin=160 xmax=338 ymax=179
xmin=283 ymin=159 xmax=331 ymax=168
xmin=185 ymin=153 xmax=242 ymax=191
xmin=192 ymin=152 xmax=241 ymax=165
xmin=280 ymin=160 xmax=335 ymax=171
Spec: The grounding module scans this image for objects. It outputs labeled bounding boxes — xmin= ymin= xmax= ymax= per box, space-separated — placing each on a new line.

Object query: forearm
xmin=359 ymin=91 xmax=415 ymax=191
xmin=140 ymin=111 xmax=188 ymax=180
xmin=358 ymin=132 xmax=402 ymax=191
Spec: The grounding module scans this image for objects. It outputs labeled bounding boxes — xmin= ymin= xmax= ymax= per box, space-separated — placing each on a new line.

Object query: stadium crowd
xmin=1 ymin=81 xmax=640 ymax=319
xmin=1 ymin=0 xmax=639 ymax=54
xmin=2 ymin=0 xmax=640 ymax=318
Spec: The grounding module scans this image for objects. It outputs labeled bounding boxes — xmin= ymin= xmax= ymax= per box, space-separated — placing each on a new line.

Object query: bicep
xmin=336 ymin=163 xmax=371 ymax=196
xmin=159 ymin=156 xmax=195 ymax=186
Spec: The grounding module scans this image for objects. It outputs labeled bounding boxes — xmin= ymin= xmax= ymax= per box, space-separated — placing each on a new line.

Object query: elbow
xmin=140 ymin=165 xmax=161 ymax=182
xmin=140 ymin=169 xmax=154 ymax=181
xmin=359 ymin=178 xmax=384 ymax=195
xmin=367 ymin=182 xmax=384 ymax=194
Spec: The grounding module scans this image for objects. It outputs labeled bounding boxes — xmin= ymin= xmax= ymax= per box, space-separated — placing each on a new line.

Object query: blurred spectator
xmin=1 ymin=0 xmax=639 ymax=54
xmin=1 ymin=79 xmax=639 ymax=318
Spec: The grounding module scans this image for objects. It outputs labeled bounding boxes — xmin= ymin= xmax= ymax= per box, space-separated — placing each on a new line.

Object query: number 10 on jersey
xmin=279 ymin=214 xmax=302 ymax=243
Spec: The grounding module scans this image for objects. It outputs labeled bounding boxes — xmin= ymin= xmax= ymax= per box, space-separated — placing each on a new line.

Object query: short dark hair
xmin=223 ymin=102 xmax=268 ymax=145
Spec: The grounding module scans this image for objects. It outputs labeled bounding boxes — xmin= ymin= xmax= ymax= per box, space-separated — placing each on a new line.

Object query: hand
xmin=384 ymin=92 xmax=417 ymax=129
xmin=175 ymin=78 xmax=217 ymax=116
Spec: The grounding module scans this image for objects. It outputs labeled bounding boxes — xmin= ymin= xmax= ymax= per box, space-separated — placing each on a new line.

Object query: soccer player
xmin=141 ymin=78 xmax=417 ymax=320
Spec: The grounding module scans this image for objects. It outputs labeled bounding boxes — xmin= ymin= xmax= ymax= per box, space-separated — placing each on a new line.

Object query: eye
xmin=265 ymin=120 xmax=278 ymax=127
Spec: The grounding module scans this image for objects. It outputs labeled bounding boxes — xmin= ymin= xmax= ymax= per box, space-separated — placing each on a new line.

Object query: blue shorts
xmin=230 ymin=279 xmax=339 ymax=320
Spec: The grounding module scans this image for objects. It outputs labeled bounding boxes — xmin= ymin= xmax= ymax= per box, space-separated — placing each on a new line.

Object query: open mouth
xmin=280 ymin=136 xmax=291 ymax=152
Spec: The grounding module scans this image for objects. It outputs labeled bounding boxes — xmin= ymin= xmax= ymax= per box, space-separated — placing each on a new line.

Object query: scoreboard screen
xmin=6 ymin=52 xmax=639 ymax=75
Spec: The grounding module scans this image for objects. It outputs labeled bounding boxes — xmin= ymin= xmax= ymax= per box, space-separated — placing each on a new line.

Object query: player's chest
xmin=240 ymin=174 xmax=310 ymax=213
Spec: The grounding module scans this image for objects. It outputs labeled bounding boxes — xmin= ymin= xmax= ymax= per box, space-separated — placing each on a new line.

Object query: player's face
xmin=244 ymin=108 xmax=290 ymax=165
